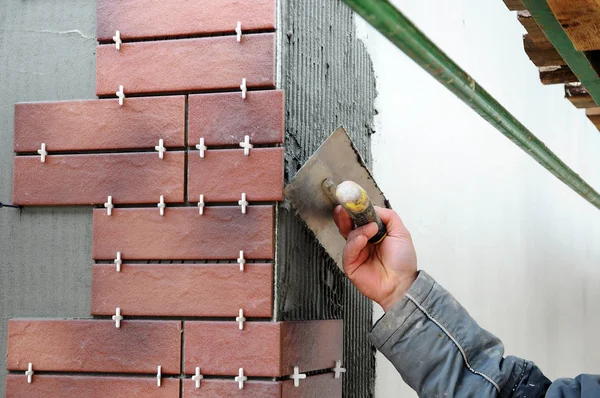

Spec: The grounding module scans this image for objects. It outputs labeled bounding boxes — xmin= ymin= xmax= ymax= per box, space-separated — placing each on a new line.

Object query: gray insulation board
xmin=0 ymin=1 xmax=97 ymax=395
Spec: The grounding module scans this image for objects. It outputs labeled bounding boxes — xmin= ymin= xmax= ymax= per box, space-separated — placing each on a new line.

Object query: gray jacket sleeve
xmin=369 ymin=271 xmax=570 ymax=397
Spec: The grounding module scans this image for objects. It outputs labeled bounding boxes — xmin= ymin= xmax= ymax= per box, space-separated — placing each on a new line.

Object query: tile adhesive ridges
xmin=277 ymin=0 xmax=378 ymax=397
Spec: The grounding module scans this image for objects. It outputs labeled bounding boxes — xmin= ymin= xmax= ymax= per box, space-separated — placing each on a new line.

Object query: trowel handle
xmin=335 ymin=181 xmax=387 ymax=244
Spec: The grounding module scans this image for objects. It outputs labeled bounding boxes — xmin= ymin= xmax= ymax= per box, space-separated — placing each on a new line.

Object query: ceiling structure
xmin=504 ymin=0 xmax=600 ymax=132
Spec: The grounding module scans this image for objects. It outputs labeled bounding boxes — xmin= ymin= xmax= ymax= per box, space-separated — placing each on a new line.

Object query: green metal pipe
xmin=341 ymin=0 xmax=600 ymax=210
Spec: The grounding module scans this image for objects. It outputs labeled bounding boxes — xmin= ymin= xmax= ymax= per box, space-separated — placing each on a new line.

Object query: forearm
xmin=370 ymin=271 xmax=551 ymax=397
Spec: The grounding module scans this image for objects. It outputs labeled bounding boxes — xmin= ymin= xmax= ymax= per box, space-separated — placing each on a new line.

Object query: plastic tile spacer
xmin=333 ymin=360 xmax=346 ymax=379
xmin=236 ymin=309 xmax=246 ymax=330
xmin=290 ymin=366 xmax=306 ymax=387
xmin=156 ymin=365 xmax=162 ymax=387
xmin=239 ymin=135 xmax=253 ymax=156
xmin=196 ymin=137 xmax=207 ymax=158
xmin=240 ymin=78 xmax=247 ymax=99
xmin=113 ymin=30 xmax=122 ymax=51
xmin=237 ymin=250 xmax=245 ymax=272
xmin=25 ymin=363 xmax=34 ymax=384
xmin=192 ymin=367 xmax=204 ymax=389
xmin=112 ymin=307 xmax=123 ymax=328
xmin=198 ymin=194 xmax=205 ymax=215
xmin=235 ymin=368 xmax=247 ymax=390
xmin=158 ymin=195 xmax=166 ymax=216
xmin=155 ymin=139 xmax=166 ymax=159
xmin=236 ymin=21 xmax=242 ymax=42
xmin=104 ymin=195 xmax=114 ymax=216
xmin=37 ymin=143 xmax=47 ymax=163
xmin=238 ymin=193 xmax=248 ymax=214
xmin=116 ymin=85 xmax=125 ymax=106
xmin=114 ymin=251 xmax=122 ymax=272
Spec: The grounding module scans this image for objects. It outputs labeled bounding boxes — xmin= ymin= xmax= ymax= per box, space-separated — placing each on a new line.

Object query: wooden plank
xmin=91 ymin=263 xmax=273 ymax=317
xmin=188 ymin=148 xmax=284 ymax=203
xmin=503 ymin=0 xmax=526 ymax=10
xmin=7 ymin=320 xmax=181 ymax=374
xmin=586 ymin=107 xmax=600 ymax=129
xmin=523 ymin=34 xmax=566 ymax=67
xmin=184 ymin=320 xmax=343 ymax=377
xmin=13 ymin=96 xmax=185 ymax=153
xmin=6 ymin=375 xmax=180 ymax=398
xmin=96 ymin=34 xmax=275 ymax=95
xmin=12 ymin=152 xmax=185 ymax=206
xmin=97 ymin=0 xmax=276 ymax=41
xmin=547 ymin=0 xmax=600 ymax=51
xmin=565 ymin=83 xmax=598 ymax=108
xmin=539 ymin=66 xmax=579 ymax=84
xmin=517 ymin=10 xmax=549 ymax=44
xmin=92 ymin=206 xmax=274 ymax=260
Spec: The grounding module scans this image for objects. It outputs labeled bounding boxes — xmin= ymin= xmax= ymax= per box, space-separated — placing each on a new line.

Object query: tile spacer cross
xmin=235 ymin=368 xmax=247 ymax=390
xmin=38 ymin=143 xmax=47 ymax=163
xmin=238 ymin=193 xmax=248 ymax=214
xmin=192 ymin=367 xmax=204 ymax=389
xmin=290 ymin=366 xmax=307 ymax=387
xmin=155 ymin=139 xmax=166 ymax=159
xmin=114 ymin=251 xmax=122 ymax=272
xmin=113 ymin=30 xmax=122 ymax=51
xmin=239 ymin=135 xmax=253 ymax=156
xmin=240 ymin=78 xmax=247 ymax=99
xmin=158 ymin=195 xmax=166 ymax=216
xmin=156 ymin=365 xmax=162 ymax=387
xmin=198 ymin=194 xmax=205 ymax=215
xmin=236 ymin=309 xmax=246 ymax=330
xmin=104 ymin=195 xmax=114 ymax=216
xmin=116 ymin=85 xmax=125 ymax=106
xmin=236 ymin=21 xmax=242 ymax=42
xmin=196 ymin=137 xmax=207 ymax=158
xmin=333 ymin=360 xmax=346 ymax=378
xmin=112 ymin=307 xmax=123 ymax=328
xmin=25 ymin=363 xmax=34 ymax=384
xmin=237 ymin=250 xmax=246 ymax=272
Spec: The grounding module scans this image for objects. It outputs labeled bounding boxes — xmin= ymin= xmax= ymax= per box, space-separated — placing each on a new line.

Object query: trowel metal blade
xmin=284 ymin=127 xmax=388 ymax=271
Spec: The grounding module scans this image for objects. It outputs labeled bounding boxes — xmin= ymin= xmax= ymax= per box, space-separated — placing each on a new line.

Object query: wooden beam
xmin=539 ymin=66 xmax=579 ymax=85
xmin=523 ymin=34 xmax=567 ymax=66
xmin=565 ymin=83 xmax=598 ymax=108
xmin=503 ymin=0 xmax=526 ymax=10
xmin=546 ymin=0 xmax=600 ymax=51
xmin=517 ymin=10 xmax=548 ymax=44
xmin=586 ymin=107 xmax=600 ymax=130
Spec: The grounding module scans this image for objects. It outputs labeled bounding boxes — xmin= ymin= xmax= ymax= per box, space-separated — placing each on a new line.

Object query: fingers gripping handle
xmin=335 ymin=181 xmax=387 ymax=244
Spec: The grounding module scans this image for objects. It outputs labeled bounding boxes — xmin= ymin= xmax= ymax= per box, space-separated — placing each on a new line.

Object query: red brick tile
xmin=184 ymin=320 xmax=343 ymax=377
xmin=12 ymin=152 xmax=184 ymax=206
xmin=91 ymin=263 xmax=273 ymax=317
xmin=92 ymin=206 xmax=274 ymax=260
xmin=6 ymin=375 xmax=180 ymax=398
xmin=188 ymin=91 xmax=284 ymax=147
xmin=188 ymin=148 xmax=283 ymax=202
xmin=279 ymin=320 xmax=344 ymax=377
xmin=13 ymin=97 xmax=185 ymax=153
xmin=97 ymin=0 xmax=276 ymax=41
xmin=96 ymin=34 xmax=275 ymax=95
xmin=281 ymin=373 xmax=342 ymax=397
xmin=182 ymin=379 xmax=280 ymax=398
xmin=6 ymin=320 xmax=181 ymax=374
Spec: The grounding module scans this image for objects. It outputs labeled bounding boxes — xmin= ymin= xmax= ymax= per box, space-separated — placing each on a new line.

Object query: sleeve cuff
xmin=369 ymin=270 xmax=435 ymax=349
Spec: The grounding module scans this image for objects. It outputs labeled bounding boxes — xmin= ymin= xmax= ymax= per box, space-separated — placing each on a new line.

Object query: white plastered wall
xmin=355 ymin=1 xmax=600 ymax=396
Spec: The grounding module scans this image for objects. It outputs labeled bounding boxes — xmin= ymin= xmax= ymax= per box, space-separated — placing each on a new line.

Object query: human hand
xmin=333 ymin=205 xmax=418 ymax=312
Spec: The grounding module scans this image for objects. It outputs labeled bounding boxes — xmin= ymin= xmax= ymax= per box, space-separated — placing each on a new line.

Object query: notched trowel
xmin=284 ymin=127 xmax=389 ymax=271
